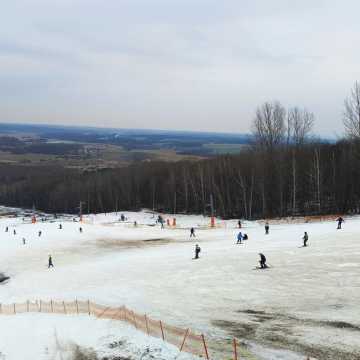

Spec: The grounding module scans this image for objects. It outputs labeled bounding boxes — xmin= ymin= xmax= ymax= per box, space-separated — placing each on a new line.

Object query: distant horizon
xmin=0 ymin=120 xmax=338 ymax=140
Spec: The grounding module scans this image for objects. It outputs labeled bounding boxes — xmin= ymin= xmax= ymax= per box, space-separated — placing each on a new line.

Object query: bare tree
xmin=285 ymin=107 xmax=315 ymax=214
xmin=252 ymin=101 xmax=286 ymax=150
xmin=288 ymin=107 xmax=315 ymax=146
xmin=343 ymin=81 xmax=360 ymax=139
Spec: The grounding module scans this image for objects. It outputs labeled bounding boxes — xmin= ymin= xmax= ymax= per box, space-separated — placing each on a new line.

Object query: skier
xmin=237 ymin=232 xmax=243 ymax=244
xmin=303 ymin=232 xmax=309 ymax=247
xmin=13 ymin=229 xmax=16 ymax=235
xmin=336 ymin=217 xmax=344 ymax=229
xmin=134 ymin=221 xmax=137 ymax=227
xmin=243 ymin=233 xmax=248 ymax=240
xmin=265 ymin=222 xmax=270 ymax=235
xmin=48 ymin=255 xmax=54 ymax=268
xmin=38 ymin=231 xmax=42 ymax=237
xmin=238 ymin=220 xmax=242 ymax=228
xmin=259 ymin=253 xmax=267 ymax=269
xmin=79 ymin=227 xmax=83 ymax=233
xmin=121 ymin=214 xmax=125 ymax=221
xmin=22 ymin=238 xmax=26 ymax=245
xmin=58 ymin=224 xmax=62 ymax=230
xmin=190 ymin=227 xmax=196 ymax=237
xmin=194 ymin=244 xmax=201 ymax=259
xmin=5 ymin=226 xmax=8 ymax=232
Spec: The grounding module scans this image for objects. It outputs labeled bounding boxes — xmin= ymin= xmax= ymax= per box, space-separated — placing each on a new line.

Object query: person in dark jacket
xmin=336 ymin=217 xmax=344 ymax=229
xmin=194 ymin=244 xmax=201 ymax=259
xmin=48 ymin=255 xmax=54 ymax=268
xmin=303 ymin=232 xmax=309 ymax=247
xmin=237 ymin=232 xmax=243 ymax=244
xmin=190 ymin=227 xmax=196 ymax=237
xmin=265 ymin=222 xmax=270 ymax=235
xmin=259 ymin=253 xmax=267 ymax=268
xmin=243 ymin=233 xmax=248 ymax=240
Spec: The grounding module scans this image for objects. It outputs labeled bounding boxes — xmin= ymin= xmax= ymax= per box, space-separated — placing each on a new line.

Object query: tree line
xmin=0 ymin=82 xmax=360 ymax=219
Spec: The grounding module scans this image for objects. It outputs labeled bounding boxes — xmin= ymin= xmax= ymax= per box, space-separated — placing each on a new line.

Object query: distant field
xmin=203 ymin=143 xmax=249 ymax=154
xmin=0 ymin=123 xmax=251 ymax=170
xmin=0 ymin=144 xmax=202 ymax=170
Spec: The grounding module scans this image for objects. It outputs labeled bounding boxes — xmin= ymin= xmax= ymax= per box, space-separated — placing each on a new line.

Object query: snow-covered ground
xmin=0 ymin=209 xmax=359 ymax=359
xmin=0 ymin=313 xmax=198 ymax=360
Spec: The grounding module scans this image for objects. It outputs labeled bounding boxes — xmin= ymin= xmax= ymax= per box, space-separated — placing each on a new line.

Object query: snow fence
xmin=0 ymin=299 xmax=261 ymax=360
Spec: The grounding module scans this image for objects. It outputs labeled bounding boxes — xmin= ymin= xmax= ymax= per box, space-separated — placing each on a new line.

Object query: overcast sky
xmin=1 ymin=1 xmax=359 ymax=135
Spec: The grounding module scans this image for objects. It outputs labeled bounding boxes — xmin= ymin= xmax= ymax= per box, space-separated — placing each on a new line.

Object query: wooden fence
xmin=0 ymin=299 xmax=253 ymax=360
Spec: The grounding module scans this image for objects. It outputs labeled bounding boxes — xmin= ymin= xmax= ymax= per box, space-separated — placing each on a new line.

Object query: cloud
xmin=0 ymin=0 xmax=359 ymax=135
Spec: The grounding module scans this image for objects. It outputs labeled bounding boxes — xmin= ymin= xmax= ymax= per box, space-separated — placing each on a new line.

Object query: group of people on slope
xmin=193 ymin=216 xmax=345 ymax=268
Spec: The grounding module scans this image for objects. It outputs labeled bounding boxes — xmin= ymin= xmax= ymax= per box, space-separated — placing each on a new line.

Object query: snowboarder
xmin=22 ymin=237 xmax=26 ymax=245
xmin=38 ymin=230 xmax=42 ymax=237
xmin=194 ymin=244 xmax=201 ymax=259
xmin=238 ymin=220 xmax=242 ymax=228
xmin=303 ymin=232 xmax=309 ymax=247
xmin=5 ymin=226 xmax=8 ymax=232
xmin=265 ymin=222 xmax=270 ymax=235
xmin=48 ymin=255 xmax=54 ymax=268
xmin=336 ymin=217 xmax=344 ymax=229
xmin=79 ymin=227 xmax=83 ymax=233
xmin=237 ymin=232 xmax=243 ymax=244
xmin=58 ymin=224 xmax=62 ymax=230
xmin=190 ymin=227 xmax=196 ymax=237
xmin=259 ymin=253 xmax=267 ymax=269
xmin=243 ymin=233 xmax=248 ymax=240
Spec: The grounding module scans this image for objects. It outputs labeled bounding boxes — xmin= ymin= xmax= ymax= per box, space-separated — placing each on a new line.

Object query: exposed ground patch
xmin=213 ymin=310 xmax=360 ymax=360
xmin=95 ymin=238 xmax=172 ymax=250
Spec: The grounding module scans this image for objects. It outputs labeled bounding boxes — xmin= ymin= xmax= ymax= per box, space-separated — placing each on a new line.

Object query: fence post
xmin=13 ymin=303 xmax=16 ymax=314
xmin=51 ymin=300 xmax=54 ymax=313
xmin=87 ymin=300 xmax=91 ymax=316
xmin=63 ymin=301 xmax=66 ymax=314
xmin=179 ymin=329 xmax=190 ymax=352
xmin=201 ymin=334 xmax=209 ymax=360
xmin=159 ymin=320 xmax=165 ymax=341
xmin=145 ymin=314 xmax=150 ymax=335
xmin=27 ymin=300 xmax=29 ymax=312
xmin=39 ymin=300 xmax=42 ymax=312
xmin=75 ymin=299 xmax=79 ymax=314
xmin=132 ymin=311 xmax=137 ymax=329
xmin=0 ymin=303 xmax=2 ymax=314
xmin=233 ymin=338 xmax=238 ymax=360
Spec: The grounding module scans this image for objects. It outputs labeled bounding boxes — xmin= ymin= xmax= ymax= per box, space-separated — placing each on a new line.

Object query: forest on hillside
xmin=1 ymin=83 xmax=360 ymax=219
xmin=0 ymin=138 xmax=359 ymax=219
